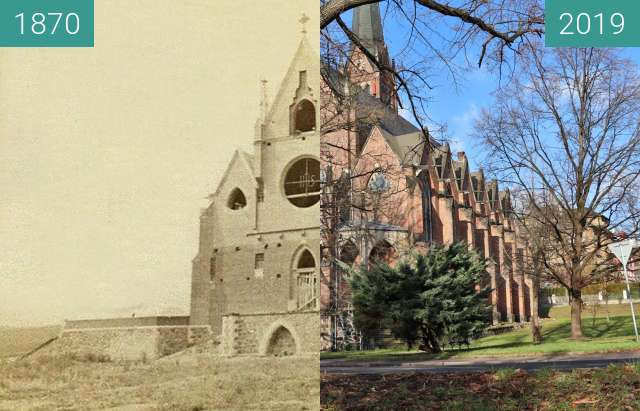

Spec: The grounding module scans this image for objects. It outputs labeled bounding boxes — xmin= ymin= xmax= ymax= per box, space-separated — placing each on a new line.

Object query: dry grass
xmin=0 ymin=353 xmax=319 ymax=410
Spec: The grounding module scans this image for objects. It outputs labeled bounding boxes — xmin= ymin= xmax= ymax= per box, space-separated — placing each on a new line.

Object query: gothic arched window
xmin=284 ymin=158 xmax=320 ymax=208
xmin=292 ymin=248 xmax=318 ymax=310
xmin=227 ymin=188 xmax=247 ymax=210
xmin=369 ymin=240 xmax=394 ymax=265
xmin=294 ymin=99 xmax=316 ymax=133
xmin=297 ymin=249 xmax=316 ymax=269
xmin=339 ymin=241 xmax=359 ymax=266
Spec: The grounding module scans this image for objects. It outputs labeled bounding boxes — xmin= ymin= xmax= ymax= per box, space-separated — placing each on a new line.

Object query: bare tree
xmin=476 ymin=46 xmax=640 ymax=339
xmin=322 ymin=0 xmax=544 ymax=67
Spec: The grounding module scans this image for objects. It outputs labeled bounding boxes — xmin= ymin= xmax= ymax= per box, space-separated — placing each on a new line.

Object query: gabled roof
xmin=376 ymin=128 xmax=424 ymax=165
xmin=241 ymin=152 xmax=255 ymax=174
xmin=354 ymin=89 xmax=419 ymax=137
xmin=213 ymin=150 xmax=257 ymax=197
xmin=264 ymin=35 xmax=318 ymax=126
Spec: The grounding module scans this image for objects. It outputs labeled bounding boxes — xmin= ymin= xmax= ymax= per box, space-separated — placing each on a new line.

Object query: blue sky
xmin=346 ymin=3 xmax=640 ymax=168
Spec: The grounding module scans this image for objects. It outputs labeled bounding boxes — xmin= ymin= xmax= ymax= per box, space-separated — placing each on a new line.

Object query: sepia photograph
xmin=1 ymin=1 xmax=319 ymax=410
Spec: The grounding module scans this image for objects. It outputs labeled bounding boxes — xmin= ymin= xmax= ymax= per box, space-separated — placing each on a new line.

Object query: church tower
xmin=189 ymin=19 xmax=320 ymax=339
xmin=349 ymin=4 xmax=397 ymax=111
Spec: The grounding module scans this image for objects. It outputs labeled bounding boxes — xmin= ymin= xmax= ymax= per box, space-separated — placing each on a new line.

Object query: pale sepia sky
xmin=0 ymin=0 xmax=318 ymax=326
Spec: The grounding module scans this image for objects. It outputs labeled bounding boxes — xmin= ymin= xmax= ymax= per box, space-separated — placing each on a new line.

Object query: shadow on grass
xmin=323 ymin=316 xmax=640 ymax=362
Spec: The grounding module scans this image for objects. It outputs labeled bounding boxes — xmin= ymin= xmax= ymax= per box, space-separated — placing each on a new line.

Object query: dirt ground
xmin=0 ymin=353 xmax=319 ymax=410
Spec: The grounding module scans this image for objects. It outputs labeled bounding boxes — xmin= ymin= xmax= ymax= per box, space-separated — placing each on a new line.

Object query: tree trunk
xmin=419 ymin=328 xmax=441 ymax=353
xmin=530 ymin=259 xmax=542 ymax=344
xmin=570 ymin=291 xmax=584 ymax=339
xmin=530 ymin=278 xmax=542 ymax=344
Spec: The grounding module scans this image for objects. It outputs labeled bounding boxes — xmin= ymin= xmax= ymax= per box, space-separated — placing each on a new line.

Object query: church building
xmin=189 ymin=23 xmax=320 ymax=356
xmin=320 ymin=4 xmax=537 ymax=350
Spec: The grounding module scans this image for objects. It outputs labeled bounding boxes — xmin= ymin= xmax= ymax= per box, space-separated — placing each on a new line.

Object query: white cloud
xmin=447 ymin=103 xmax=481 ymax=154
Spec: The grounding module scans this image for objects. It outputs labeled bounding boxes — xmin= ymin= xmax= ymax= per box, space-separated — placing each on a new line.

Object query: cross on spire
xmin=299 ymin=13 xmax=310 ymax=34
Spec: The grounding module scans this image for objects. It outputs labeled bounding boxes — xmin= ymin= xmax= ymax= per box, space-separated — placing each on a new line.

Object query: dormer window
xmin=227 ymin=188 xmax=247 ymax=210
xmin=294 ymin=99 xmax=316 ymax=133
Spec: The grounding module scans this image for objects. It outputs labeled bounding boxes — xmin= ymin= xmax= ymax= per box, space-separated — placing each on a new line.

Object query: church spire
xmin=352 ymin=3 xmax=385 ymax=56
xmin=349 ymin=3 xmax=397 ymax=112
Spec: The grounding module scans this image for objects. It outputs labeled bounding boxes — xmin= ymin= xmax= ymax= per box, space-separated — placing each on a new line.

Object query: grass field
xmin=0 ymin=326 xmax=319 ymax=410
xmin=322 ymin=363 xmax=640 ymax=410
xmin=0 ymin=353 xmax=319 ymax=410
xmin=548 ymin=302 xmax=637 ymax=319
xmin=322 ymin=303 xmax=640 ymax=362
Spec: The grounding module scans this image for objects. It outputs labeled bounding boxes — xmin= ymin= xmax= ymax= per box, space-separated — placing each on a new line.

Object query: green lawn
xmin=548 ymin=302 xmax=637 ymax=319
xmin=322 ymin=313 xmax=640 ymax=362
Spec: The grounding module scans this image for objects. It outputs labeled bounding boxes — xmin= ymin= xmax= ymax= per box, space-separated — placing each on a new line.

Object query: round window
xmin=284 ymin=158 xmax=321 ymax=208
xmin=368 ymin=171 xmax=390 ymax=193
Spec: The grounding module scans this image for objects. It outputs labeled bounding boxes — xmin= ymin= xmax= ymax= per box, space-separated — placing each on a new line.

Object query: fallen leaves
xmin=321 ymin=365 xmax=640 ymax=411
xmin=571 ymin=398 xmax=598 ymax=406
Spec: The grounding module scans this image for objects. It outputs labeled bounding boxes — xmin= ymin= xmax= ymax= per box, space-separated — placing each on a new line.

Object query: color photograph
xmin=320 ymin=0 xmax=640 ymax=410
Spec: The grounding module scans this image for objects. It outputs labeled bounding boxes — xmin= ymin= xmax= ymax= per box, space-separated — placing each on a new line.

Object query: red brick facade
xmin=320 ymin=4 xmax=535 ymax=350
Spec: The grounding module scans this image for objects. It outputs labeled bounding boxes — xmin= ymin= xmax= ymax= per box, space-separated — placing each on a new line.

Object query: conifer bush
xmin=349 ymin=242 xmax=492 ymax=352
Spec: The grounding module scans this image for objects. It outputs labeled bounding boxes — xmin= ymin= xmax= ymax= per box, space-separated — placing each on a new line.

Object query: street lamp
xmin=608 ymin=239 xmax=640 ymax=342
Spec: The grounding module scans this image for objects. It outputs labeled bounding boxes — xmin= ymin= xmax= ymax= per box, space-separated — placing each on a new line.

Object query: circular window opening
xmin=284 ymin=158 xmax=320 ymax=208
xmin=227 ymin=188 xmax=247 ymax=210
xmin=368 ymin=170 xmax=390 ymax=193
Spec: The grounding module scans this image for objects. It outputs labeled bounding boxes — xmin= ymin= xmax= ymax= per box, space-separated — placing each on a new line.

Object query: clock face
xmin=368 ymin=171 xmax=389 ymax=193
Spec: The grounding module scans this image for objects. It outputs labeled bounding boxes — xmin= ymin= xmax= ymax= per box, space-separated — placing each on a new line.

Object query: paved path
xmin=321 ymin=352 xmax=640 ymax=375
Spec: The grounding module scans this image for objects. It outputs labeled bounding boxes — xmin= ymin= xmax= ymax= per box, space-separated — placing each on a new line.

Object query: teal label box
xmin=546 ymin=0 xmax=640 ymax=47
xmin=0 ymin=0 xmax=94 ymax=47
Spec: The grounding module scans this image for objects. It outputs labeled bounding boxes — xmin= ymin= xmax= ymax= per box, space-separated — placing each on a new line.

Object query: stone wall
xmin=64 ymin=316 xmax=190 ymax=329
xmin=220 ymin=311 xmax=318 ymax=356
xmin=46 ymin=325 xmax=211 ymax=361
